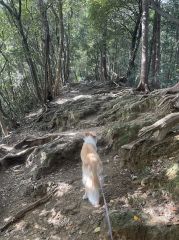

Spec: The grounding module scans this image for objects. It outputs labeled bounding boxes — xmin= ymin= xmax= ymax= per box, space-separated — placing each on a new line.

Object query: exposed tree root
xmin=0 ymin=145 xmax=14 ymax=158
xmin=138 ymin=112 xmax=179 ymax=140
xmin=0 ymin=147 xmax=35 ymax=169
xmin=166 ymin=83 xmax=179 ymax=94
xmin=158 ymin=93 xmax=179 ymax=112
xmin=135 ymin=83 xmax=150 ymax=94
xmin=0 ymin=188 xmax=57 ymax=233
xmin=14 ymin=134 xmax=59 ymax=149
xmin=158 ymin=94 xmax=176 ymax=107
xmin=121 ymin=138 xmax=146 ymax=150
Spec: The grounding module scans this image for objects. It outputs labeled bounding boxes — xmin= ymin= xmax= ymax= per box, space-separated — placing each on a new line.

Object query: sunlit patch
xmin=25 ymin=108 xmax=43 ymax=118
xmin=143 ymin=201 xmax=177 ymax=225
xmin=34 ymin=223 xmax=46 ymax=230
xmin=54 ymin=98 xmax=69 ymax=105
xmin=47 ymin=209 xmax=70 ymax=227
xmin=166 ymin=163 xmax=179 ymax=180
xmin=61 ymin=131 xmax=77 ymax=136
xmin=55 ymin=182 xmax=72 ymax=197
xmin=26 ymin=151 xmax=37 ymax=167
xmin=174 ymin=135 xmax=179 ymax=141
xmin=0 ymin=144 xmax=13 ymax=151
xmin=49 ymin=236 xmax=60 ymax=240
xmin=73 ymin=95 xmax=92 ymax=100
xmin=14 ymin=220 xmax=26 ymax=231
xmin=39 ymin=209 xmax=50 ymax=217
xmin=4 ymin=216 xmax=12 ymax=222
xmin=30 ymin=165 xmax=37 ymax=172
xmin=40 ymin=151 xmax=47 ymax=163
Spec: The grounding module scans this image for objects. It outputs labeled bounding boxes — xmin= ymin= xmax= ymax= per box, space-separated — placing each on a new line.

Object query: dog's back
xmin=81 ymin=132 xmax=103 ymax=207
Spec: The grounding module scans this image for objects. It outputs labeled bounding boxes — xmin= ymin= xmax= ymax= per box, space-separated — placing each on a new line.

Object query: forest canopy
xmin=0 ymin=0 xmax=178 ymax=118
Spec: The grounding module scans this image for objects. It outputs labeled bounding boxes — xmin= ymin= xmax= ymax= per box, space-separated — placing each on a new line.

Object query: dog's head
xmin=83 ymin=131 xmax=97 ymax=143
xmin=84 ymin=131 xmax=96 ymax=138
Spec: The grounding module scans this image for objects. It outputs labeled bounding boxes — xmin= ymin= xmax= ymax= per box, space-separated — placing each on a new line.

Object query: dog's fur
xmin=80 ymin=132 xmax=103 ymax=207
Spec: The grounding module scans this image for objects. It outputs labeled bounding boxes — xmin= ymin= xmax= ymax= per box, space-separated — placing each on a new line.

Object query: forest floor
xmin=0 ymin=82 xmax=179 ymax=240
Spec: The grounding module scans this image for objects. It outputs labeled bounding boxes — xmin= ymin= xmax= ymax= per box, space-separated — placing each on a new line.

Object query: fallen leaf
xmin=94 ymin=227 xmax=100 ymax=233
xmin=133 ymin=215 xmax=140 ymax=221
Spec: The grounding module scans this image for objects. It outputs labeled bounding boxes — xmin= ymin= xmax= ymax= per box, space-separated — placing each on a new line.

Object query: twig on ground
xmin=0 ymin=188 xmax=57 ymax=233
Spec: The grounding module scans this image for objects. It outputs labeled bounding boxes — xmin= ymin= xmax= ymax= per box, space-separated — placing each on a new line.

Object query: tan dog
xmin=80 ymin=131 xmax=103 ymax=207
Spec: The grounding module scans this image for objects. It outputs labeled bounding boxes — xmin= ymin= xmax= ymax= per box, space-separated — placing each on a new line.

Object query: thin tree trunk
xmin=18 ymin=21 xmax=43 ymax=102
xmin=136 ymin=0 xmax=150 ymax=93
xmin=38 ymin=0 xmax=53 ymax=103
xmin=176 ymin=26 xmax=179 ymax=66
xmin=151 ymin=9 xmax=157 ymax=87
xmin=100 ymin=24 xmax=108 ymax=82
xmin=0 ymin=111 xmax=8 ymax=137
xmin=126 ymin=0 xmax=142 ymax=81
xmin=154 ymin=3 xmax=161 ymax=88
xmin=102 ymin=30 xmax=108 ymax=81
xmin=150 ymin=0 xmax=161 ymax=89
xmin=65 ymin=27 xmax=70 ymax=82
xmin=53 ymin=0 xmax=65 ymax=96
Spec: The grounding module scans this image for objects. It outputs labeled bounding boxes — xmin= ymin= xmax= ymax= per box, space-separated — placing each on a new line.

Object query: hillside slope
xmin=0 ymin=82 xmax=179 ymax=240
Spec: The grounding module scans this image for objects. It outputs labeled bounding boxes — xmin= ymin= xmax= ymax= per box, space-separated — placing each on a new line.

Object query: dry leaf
xmin=133 ymin=215 xmax=140 ymax=221
xmin=94 ymin=227 xmax=100 ymax=233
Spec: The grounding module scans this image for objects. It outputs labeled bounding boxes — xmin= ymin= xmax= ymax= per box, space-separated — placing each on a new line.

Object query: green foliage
xmin=0 ymin=0 xmax=178 ymax=123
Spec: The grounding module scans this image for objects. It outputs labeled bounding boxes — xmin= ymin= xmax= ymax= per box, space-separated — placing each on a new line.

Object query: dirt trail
xmin=0 ymin=84 xmax=179 ymax=240
xmin=0 ymin=85 xmax=129 ymax=240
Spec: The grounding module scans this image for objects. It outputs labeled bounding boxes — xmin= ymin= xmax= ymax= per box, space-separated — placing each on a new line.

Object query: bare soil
xmin=0 ymin=83 xmax=178 ymax=240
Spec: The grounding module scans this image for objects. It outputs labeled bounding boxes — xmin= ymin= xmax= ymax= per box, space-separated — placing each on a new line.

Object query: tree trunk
xmin=53 ymin=0 xmax=65 ymax=96
xmin=126 ymin=0 xmax=142 ymax=82
xmin=100 ymin=25 xmax=108 ymax=82
xmin=136 ymin=0 xmax=150 ymax=93
xmin=176 ymin=26 xmax=179 ymax=66
xmin=38 ymin=0 xmax=53 ymax=103
xmin=151 ymin=0 xmax=161 ymax=89
xmin=150 ymin=9 xmax=157 ymax=87
xmin=18 ymin=21 xmax=43 ymax=102
xmin=0 ymin=110 xmax=8 ymax=137
xmin=64 ymin=27 xmax=70 ymax=82
xmin=154 ymin=4 xmax=161 ymax=89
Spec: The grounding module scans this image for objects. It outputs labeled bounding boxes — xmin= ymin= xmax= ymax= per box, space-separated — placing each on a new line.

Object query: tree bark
xmin=38 ymin=0 xmax=53 ymax=103
xmin=53 ymin=0 xmax=65 ymax=96
xmin=64 ymin=27 xmax=70 ymax=82
xmin=126 ymin=0 xmax=142 ymax=81
xmin=154 ymin=4 xmax=161 ymax=88
xmin=176 ymin=26 xmax=179 ymax=66
xmin=150 ymin=0 xmax=161 ymax=89
xmin=0 ymin=110 xmax=8 ymax=137
xmin=136 ymin=0 xmax=150 ymax=93
xmin=99 ymin=24 xmax=108 ymax=82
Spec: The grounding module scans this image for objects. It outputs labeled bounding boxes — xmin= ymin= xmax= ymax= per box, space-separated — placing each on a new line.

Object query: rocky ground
xmin=0 ymin=82 xmax=179 ymax=240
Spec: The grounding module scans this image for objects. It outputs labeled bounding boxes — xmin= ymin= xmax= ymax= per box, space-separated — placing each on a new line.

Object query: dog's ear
xmin=89 ymin=131 xmax=97 ymax=138
xmin=83 ymin=131 xmax=97 ymax=138
xmin=84 ymin=132 xmax=89 ymax=137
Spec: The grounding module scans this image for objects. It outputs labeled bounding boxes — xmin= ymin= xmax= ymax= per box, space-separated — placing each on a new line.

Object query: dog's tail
xmin=83 ymin=163 xmax=102 ymax=207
